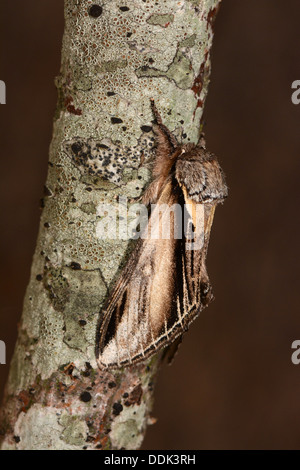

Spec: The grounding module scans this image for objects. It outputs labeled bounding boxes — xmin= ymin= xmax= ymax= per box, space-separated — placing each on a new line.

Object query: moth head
xmin=175 ymin=145 xmax=228 ymax=204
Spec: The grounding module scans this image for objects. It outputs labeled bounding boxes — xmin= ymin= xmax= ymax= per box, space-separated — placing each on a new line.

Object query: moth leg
xmin=161 ymin=334 xmax=184 ymax=365
xmin=198 ymin=132 xmax=206 ymax=149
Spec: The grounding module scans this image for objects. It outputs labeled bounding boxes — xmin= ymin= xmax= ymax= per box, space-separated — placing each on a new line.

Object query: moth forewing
xmin=96 ymin=184 xmax=182 ymax=369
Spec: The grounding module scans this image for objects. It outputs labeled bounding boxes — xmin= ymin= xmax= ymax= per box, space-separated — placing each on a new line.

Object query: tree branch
xmin=0 ymin=0 xmax=221 ymax=450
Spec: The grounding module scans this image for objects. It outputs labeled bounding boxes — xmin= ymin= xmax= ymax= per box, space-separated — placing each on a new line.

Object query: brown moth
xmin=96 ymin=100 xmax=228 ymax=369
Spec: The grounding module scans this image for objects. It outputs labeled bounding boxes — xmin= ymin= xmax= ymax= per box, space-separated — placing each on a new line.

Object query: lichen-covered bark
xmin=0 ymin=0 xmax=221 ymax=450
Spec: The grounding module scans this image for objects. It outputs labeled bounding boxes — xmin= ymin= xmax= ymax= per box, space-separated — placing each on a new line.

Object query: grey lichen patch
xmin=136 ymin=50 xmax=194 ymax=90
xmin=64 ymin=268 xmax=107 ymax=314
xmin=59 ymin=414 xmax=88 ymax=446
xmin=52 ymin=0 xmax=218 ymax=147
xmin=62 ymin=268 xmax=107 ymax=350
xmin=96 ymin=59 xmax=128 ymax=74
xmin=63 ymin=135 xmax=155 ymax=187
xmin=179 ymin=34 xmax=197 ymax=48
xmin=7 ymin=340 xmax=38 ymax=395
xmin=6 ymin=329 xmax=38 ymax=391
xmin=80 ymin=202 xmax=96 ymax=215
xmin=63 ymin=318 xmax=88 ymax=352
xmin=21 ymin=266 xmax=107 ymax=381
xmin=146 ymin=14 xmax=174 ymax=26
xmin=80 ymin=174 xmax=118 ymax=190
xmin=73 ymin=69 xmax=93 ymax=92
xmin=110 ymin=403 xmax=147 ymax=450
xmin=43 ymin=267 xmax=70 ymax=313
xmin=122 ymin=168 xmax=138 ymax=183
xmin=166 ymin=51 xmax=195 ymax=89
xmin=13 ymin=405 xmax=81 ymax=450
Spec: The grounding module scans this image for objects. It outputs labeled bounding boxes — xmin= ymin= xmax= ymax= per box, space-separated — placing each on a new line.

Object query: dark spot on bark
xmin=64 ymin=363 xmax=75 ymax=376
xmin=148 ymin=57 xmax=154 ymax=64
xmin=44 ymin=185 xmax=52 ymax=196
xmin=36 ymin=274 xmax=43 ymax=281
xmin=13 ymin=436 xmax=20 ymax=443
xmin=107 ymin=91 xmax=115 ymax=96
xmin=108 ymin=381 xmax=116 ymax=389
xmin=111 ymin=117 xmax=123 ymax=124
xmin=70 ymin=261 xmax=81 ymax=270
xmin=71 ymin=197 xmax=77 ymax=203
xmin=79 ymin=320 xmax=87 ymax=326
xmin=119 ymin=6 xmax=129 ymax=11
xmin=122 ymin=126 xmax=127 ymax=131
xmin=123 ymin=392 xmax=129 ymax=398
xmin=112 ymin=402 xmax=123 ymax=416
xmin=44 ymin=222 xmax=50 ymax=228
xmin=96 ymin=444 xmax=102 ymax=449
xmin=71 ymin=142 xmax=82 ymax=154
xmin=88 ymin=5 xmax=103 ymax=18
xmin=82 ymin=370 xmax=90 ymax=378
xmin=80 ymin=391 xmax=92 ymax=402
xmin=140 ymin=125 xmax=152 ymax=133
xmin=85 ymin=187 xmax=92 ymax=192
xmin=67 ymin=104 xmax=82 ymax=116
xmin=126 ymin=32 xmax=132 ymax=37
xmin=207 ymin=5 xmax=220 ymax=30
xmin=17 ymin=390 xmax=31 ymax=413
xmin=124 ymin=384 xmax=143 ymax=406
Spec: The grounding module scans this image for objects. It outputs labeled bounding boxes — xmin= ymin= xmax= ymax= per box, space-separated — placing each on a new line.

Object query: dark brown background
xmin=1 ymin=1 xmax=300 ymax=450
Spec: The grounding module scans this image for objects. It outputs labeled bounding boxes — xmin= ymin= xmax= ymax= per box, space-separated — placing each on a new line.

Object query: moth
xmin=96 ymin=99 xmax=228 ymax=369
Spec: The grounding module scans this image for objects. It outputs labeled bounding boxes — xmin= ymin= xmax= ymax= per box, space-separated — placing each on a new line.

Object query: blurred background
xmin=1 ymin=1 xmax=300 ymax=450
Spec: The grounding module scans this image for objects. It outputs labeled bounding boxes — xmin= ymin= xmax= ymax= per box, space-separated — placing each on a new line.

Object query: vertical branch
xmin=0 ymin=0 xmax=221 ymax=450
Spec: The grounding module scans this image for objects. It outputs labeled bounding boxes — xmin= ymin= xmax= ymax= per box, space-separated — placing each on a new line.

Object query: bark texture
xmin=0 ymin=0 xmax=221 ymax=450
